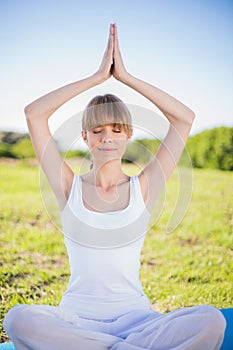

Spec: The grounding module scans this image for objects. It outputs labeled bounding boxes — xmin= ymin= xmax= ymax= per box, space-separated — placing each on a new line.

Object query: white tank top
xmin=59 ymin=174 xmax=151 ymax=319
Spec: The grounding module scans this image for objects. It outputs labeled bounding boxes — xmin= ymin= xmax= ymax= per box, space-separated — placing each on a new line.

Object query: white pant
xmin=3 ymin=304 xmax=226 ymax=350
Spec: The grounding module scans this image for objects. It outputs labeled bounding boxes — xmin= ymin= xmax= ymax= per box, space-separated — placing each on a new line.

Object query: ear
xmin=82 ymin=130 xmax=88 ymax=144
xmin=127 ymin=129 xmax=133 ymax=141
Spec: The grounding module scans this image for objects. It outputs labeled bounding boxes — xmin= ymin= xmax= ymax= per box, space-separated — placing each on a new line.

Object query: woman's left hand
xmin=112 ymin=24 xmax=130 ymax=82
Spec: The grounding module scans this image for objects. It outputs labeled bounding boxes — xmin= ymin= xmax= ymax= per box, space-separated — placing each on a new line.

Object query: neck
xmin=90 ymin=159 xmax=128 ymax=189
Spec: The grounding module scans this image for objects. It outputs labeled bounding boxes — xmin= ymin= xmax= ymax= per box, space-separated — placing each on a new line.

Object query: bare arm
xmin=122 ymin=75 xmax=195 ymax=210
xmin=112 ymin=24 xmax=195 ymax=210
xmin=25 ymin=25 xmax=114 ymax=209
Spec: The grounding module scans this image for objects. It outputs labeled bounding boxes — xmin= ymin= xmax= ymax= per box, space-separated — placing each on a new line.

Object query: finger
xmin=109 ymin=24 xmax=114 ymax=50
xmin=114 ymin=23 xmax=119 ymax=50
xmin=110 ymin=23 xmax=114 ymax=36
xmin=107 ymin=24 xmax=114 ymax=60
xmin=106 ymin=24 xmax=114 ymax=51
xmin=102 ymin=25 xmax=113 ymax=60
xmin=113 ymin=25 xmax=121 ymax=60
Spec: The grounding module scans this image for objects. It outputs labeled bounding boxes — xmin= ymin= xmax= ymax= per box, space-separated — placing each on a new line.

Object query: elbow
xmin=24 ymin=103 xmax=34 ymax=120
xmin=191 ymin=110 xmax=196 ymax=121
xmin=187 ymin=109 xmax=196 ymax=125
xmin=24 ymin=103 xmax=40 ymax=122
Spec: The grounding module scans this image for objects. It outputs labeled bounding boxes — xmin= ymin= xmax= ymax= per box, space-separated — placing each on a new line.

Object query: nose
xmin=101 ymin=129 xmax=112 ymax=143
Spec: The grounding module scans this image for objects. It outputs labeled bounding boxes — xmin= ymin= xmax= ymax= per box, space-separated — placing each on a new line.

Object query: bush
xmin=187 ymin=127 xmax=233 ymax=171
xmin=0 ymin=142 xmax=13 ymax=158
xmin=64 ymin=149 xmax=89 ymax=159
xmin=1 ymin=127 xmax=232 ymax=171
xmin=124 ymin=139 xmax=160 ymax=164
xmin=0 ymin=132 xmax=32 ymax=159
xmin=11 ymin=138 xmax=35 ymax=159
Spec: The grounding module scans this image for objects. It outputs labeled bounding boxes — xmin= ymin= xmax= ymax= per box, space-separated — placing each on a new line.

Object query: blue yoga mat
xmin=0 ymin=343 xmax=15 ymax=349
xmin=220 ymin=308 xmax=233 ymax=349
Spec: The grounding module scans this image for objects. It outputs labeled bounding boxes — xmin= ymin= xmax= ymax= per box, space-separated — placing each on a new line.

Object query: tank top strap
xmin=130 ymin=175 xmax=146 ymax=211
xmin=65 ymin=173 xmax=79 ymax=209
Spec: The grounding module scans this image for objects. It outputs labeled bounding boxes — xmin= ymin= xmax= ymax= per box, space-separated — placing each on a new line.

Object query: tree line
xmin=0 ymin=126 xmax=232 ymax=171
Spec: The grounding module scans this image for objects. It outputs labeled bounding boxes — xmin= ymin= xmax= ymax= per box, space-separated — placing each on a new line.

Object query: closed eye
xmin=92 ymin=128 xmax=122 ymax=134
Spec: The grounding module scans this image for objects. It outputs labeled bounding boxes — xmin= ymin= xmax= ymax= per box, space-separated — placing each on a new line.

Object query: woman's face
xmin=82 ymin=123 xmax=131 ymax=164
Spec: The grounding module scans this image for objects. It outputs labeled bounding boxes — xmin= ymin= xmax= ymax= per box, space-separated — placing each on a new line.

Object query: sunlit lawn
xmin=0 ymin=158 xmax=232 ymax=342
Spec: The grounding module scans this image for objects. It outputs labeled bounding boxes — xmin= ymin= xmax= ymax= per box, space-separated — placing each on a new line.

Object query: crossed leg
xmin=3 ymin=304 xmax=226 ymax=350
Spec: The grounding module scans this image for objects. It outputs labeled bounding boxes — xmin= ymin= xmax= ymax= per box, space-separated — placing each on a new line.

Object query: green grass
xmin=0 ymin=159 xmax=232 ymax=342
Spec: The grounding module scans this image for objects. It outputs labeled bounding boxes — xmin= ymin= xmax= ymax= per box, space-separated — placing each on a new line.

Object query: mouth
xmin=98 ymin=148 xmax=117 ymax=152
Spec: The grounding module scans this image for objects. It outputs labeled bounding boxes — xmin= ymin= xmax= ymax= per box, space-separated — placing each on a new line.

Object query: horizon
xmin=0 ymin=123 xmax=232 ymax=138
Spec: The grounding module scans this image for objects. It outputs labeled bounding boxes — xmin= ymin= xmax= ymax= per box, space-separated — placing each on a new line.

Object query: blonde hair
xmin=82 ymin=94 xmax=133 ymax=135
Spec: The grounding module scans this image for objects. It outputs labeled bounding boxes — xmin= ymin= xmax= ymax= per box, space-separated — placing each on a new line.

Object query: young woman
xmin=3 ymin=23 xmax=227 ymax=350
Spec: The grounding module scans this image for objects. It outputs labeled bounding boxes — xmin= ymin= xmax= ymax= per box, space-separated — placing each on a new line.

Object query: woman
xmin=3 ymin=23 xmax=226 ymax=350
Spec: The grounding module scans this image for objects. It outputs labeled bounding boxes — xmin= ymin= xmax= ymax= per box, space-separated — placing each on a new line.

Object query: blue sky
xmin=1 ymin=0 xmax=233 ymax=136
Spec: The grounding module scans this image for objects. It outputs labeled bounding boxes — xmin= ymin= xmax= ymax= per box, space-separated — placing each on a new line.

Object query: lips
xmin=98 ymin=147 xmax=117 ymax=152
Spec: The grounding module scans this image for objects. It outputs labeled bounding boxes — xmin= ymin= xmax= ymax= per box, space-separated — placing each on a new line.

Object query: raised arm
xmin=112 ymin=24 xmax=195 ymax=210
xmin=25 ymin=25 xmax=114 ymax=209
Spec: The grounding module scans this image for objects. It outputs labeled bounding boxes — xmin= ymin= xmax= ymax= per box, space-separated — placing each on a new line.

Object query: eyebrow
xmin=91 ymin=123 xmax=123 ymax=129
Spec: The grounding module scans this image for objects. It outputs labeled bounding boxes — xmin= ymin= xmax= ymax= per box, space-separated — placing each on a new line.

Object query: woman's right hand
xmin=95 ymin=24 xmax=114 ymax=82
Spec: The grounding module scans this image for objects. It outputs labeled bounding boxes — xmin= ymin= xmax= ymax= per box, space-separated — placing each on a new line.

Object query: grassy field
xmin=0 ymin=158 xmax=232 ymax=342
